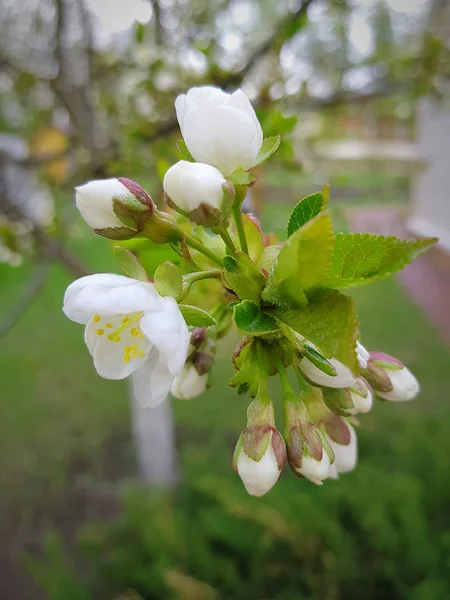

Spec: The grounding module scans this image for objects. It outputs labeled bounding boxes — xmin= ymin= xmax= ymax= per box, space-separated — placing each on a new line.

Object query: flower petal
xmin=140 ymin=297 xmax=190 ymax=376
xmin=182 ymin=105 xmax=262 ymax=176
xmin=85 ymin=314 xmax=151 ymax=380
xmin=63 ymin=274 xmax=161 ymax=324
xmin=226 ymin=89 xmax=263 ymax=149
xmin=132 ymin=350 xmax=174 ymax=407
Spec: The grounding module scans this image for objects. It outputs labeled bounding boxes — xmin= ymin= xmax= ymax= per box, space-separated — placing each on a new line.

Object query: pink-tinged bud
xmin=364 ymin=352 xmax=420 ymax=402
xmin=170 ymin=362 xmax=208 ymax=400
xmin=233 ymin=426 xmax=286 ymax=497
xmin=285 ymin=417 xmax=332 ymax=486
xmin=348 ymin=378 xmax=373 ymax=414
xmin=324 ymin=421 xmax=358 ymax=476
xmin=190 ymin=327 xmax=206 ymax=348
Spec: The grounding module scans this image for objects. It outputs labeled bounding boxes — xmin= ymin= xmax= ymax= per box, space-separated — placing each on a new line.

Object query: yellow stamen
xmin=105 ymin=322 xmax=113 ymax=328
xmin=96 ymin=329 xmax=104 ymax=336
xmin=122 ymin=317 xmax=130 ymax=324
xmin=93 ymin=315 xmax=101 ymax=322
xmin=107 ymin=312 xmax=142 ymax=341
xmin=124 ymin=346 xmax=132 ymax=353
xmin=113 ymin=335 xmax=121 ymax=343
xmin=123 ymin=354 xmax=131 ymax=363
xmin=139 ymin=351 xmax=146 ymax=358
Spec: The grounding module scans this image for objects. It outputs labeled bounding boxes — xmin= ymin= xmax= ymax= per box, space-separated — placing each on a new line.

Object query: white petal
xmin=350 ymin=386 xmax=373 ymax=414
xmin=237 ymin=439 xmax=280 ymax=497
xmin=75 ymin=178 xmax=129 ymax=229
xmin=132 ymin=350 xmax=174 ymax=407
xmin=140 ymin=297 xmax=189 ymax=376
xmin=175 ymin=94 xmax=194 ymax=132
xmin=63 ymin=274 xmax=161 ymax=325
xmin=171 ymin=364 xmax=208 ymax=400
xmin=163 ymin=161 xmax=226 ymax=212
xmin=297 ymin=452 xmax=330 ymax=485
xmin=85 ymin=314 xmax=151 ymax=380
xmin=299 ymin=356 xmax=356 ymax=388
xmin=186 ymin=85 xmax=230 ymax=107
xmin=377 ymin=367 xmax=420 ymax=401
xmin=328 ymin=424 xmax=358 ymax=473
xmin=226 ymin=89 xmax=263 ymax=149
xmin=356 ymin=341 xmax=370 ymax=369
xmin=182 ymin=105 xmax=263 ymax=176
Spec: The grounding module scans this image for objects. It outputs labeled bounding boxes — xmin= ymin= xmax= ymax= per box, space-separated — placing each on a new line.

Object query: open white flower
xmin=163 ymin=160 xmax=227 ymax=213
xmin=175 ymin=86 xmax=263 ymax=176
xmin=171 ymin=363 xmax=208 ymax=400
xmin=63 ymin=274 xmax=190 ymax=407
xmin=327 ymin=422 xmax=358 ymax=476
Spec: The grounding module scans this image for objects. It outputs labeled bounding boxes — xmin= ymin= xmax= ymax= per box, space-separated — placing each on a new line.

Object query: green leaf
xmin=177 ymin=140 xmax=195 ymax=162
xmin=253 ymin=136 xmax=281 ymax=166
xmin=303 ymin=344 xmax=337 ymax=377
xmin=113 ymin=246 xmax=149 ymax=281
xmin=154 ymin=261 xmax=183 ymax=297
xmin=287 ymin=192 xmax=324 ymax=238
xmin=233 ymin=300 xmax=278 ymax=336
xmin=178 ymin=305 xmax=216 ymax=327
xmin=223 ymin=251 xmax=266 ymax=304
xmin=242 ymin=214 xmax=263 ymax=263
xmin=262 ymin=211 xmax=334 ymax=306
xmin=275 ymin=288 xmax=359 ymax=373
xmin=322 ymin=388 xmax=354 ymax=416
xmin=229 ymin=338 xmax=259 ymax=397
xmin=327 ymin=233 xmax=438 ymax=289
xmin=229 ymin=168 xmax=258 ymax=186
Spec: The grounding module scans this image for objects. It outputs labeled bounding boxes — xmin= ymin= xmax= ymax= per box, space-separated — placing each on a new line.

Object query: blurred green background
xmin=1 ymin=1 xmax=450 ymax=599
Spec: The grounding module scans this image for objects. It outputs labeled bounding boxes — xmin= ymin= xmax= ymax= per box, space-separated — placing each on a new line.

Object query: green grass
xmin=1 ymin=191 xmax=449 ymax=599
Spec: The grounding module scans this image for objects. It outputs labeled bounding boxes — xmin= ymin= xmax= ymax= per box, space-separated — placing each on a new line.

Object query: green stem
xmin=218 ymin=227 xmax=237 ymax=253
xmin=176 ymin=270 xmax=222 ymax=303
xmin=232 ymin=203 xmax=249 ymax=254
xmin=255 ymin=341 xmax=269 ymax=401
xmin=184 ymin=233 xmax=223 ymax=267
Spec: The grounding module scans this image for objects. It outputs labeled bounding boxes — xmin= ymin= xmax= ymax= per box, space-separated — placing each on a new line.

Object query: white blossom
xmin=63 ymin=274 xmax=189 ymax=407
xmin=175 ymin=86 xmax=263 ymax=176
xmin=236 ymin=431 xmax=283 ymax=497
xmin=296 ymin=451 xmax=331 ymax=486
xmin=356 ymin=341 xmax=370 ymax=369
xmin=171 ymin=363 xmax=208 ymax=400
xmin=299 ymin=353 xmax=356 ymax=389
xmin=75 ymin=178 xmax=130 ymax=229
xmin=163 ymin=160 xmax=226 ymax=213
xmin=377 ymin=366 xmax=420 ymax=402
xmin=327 ymin=423 xmax=358 ymax=475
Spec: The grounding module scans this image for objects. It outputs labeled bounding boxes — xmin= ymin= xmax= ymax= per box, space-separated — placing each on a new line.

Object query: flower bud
xmin=285 ymin=419 xmax=331 ymax=485
xmin=364 ymin=352 xmax=420 ymax=402
xmin=299 ymin=345 xmax=356 ymax=389
xmin=233 ymin=426 xmax=286 ymax=497
xmin=324 ymin=419 xmax=358 ymax=475
xmin=75 ymin=177 xmax=154 ymax=239
xmin=347 ymin=378 xmax=373 ymax=414
xmin=175 ymin=86 xmax=263 ymax=176
xmin=75 ymin=177 xmax=180 ymax=243
xmin=170 ymin=362 xmax=208 ymax=400
xmin=163 ymin=160 xmax=234 ymax=227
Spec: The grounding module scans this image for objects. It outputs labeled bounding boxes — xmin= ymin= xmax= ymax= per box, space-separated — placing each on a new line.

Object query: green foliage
xmin=223 ymin=251 xmax=266 ymax=304
xmin=229 ymin=337 xmax=260 ymax=397
xmin=286 ymin=192 xmax=325 ymax=238
xmin=327 ymin=233 xmax=437 ymax=289
xmin=154 ymin=261 xmax=183 ymax=297
xmin=275 ymin=289 xmax=359 ymax=372
xmin=27 ymin=416 xmax=450 ymax=600
xmin=241 ymin=215 xmax=263 ymax=264
xmin=178 ymin=305 xmax=216 ymax=327
xmin=303 ymin=344 xmax=337 ymax=377
xmin=262 ymin=211 xmax=334 ymax=306
xmin=233 ymin=300 xmax=278 ymax=336
xmin=113 ymin=246 xmax=148 ymax=282
xmin=253 ymin=136 xmax=281 ymax=166
xmin=228 ymin=169 xmax=258 ymax=186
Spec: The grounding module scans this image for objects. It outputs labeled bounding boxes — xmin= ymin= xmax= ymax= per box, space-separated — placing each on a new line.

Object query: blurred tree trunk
xmin=130 ymin=383 xmax=179 ymax=487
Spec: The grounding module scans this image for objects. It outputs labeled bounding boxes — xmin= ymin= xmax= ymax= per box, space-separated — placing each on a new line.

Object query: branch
xmin=0 ymin=261 xmax=51 ymax=339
